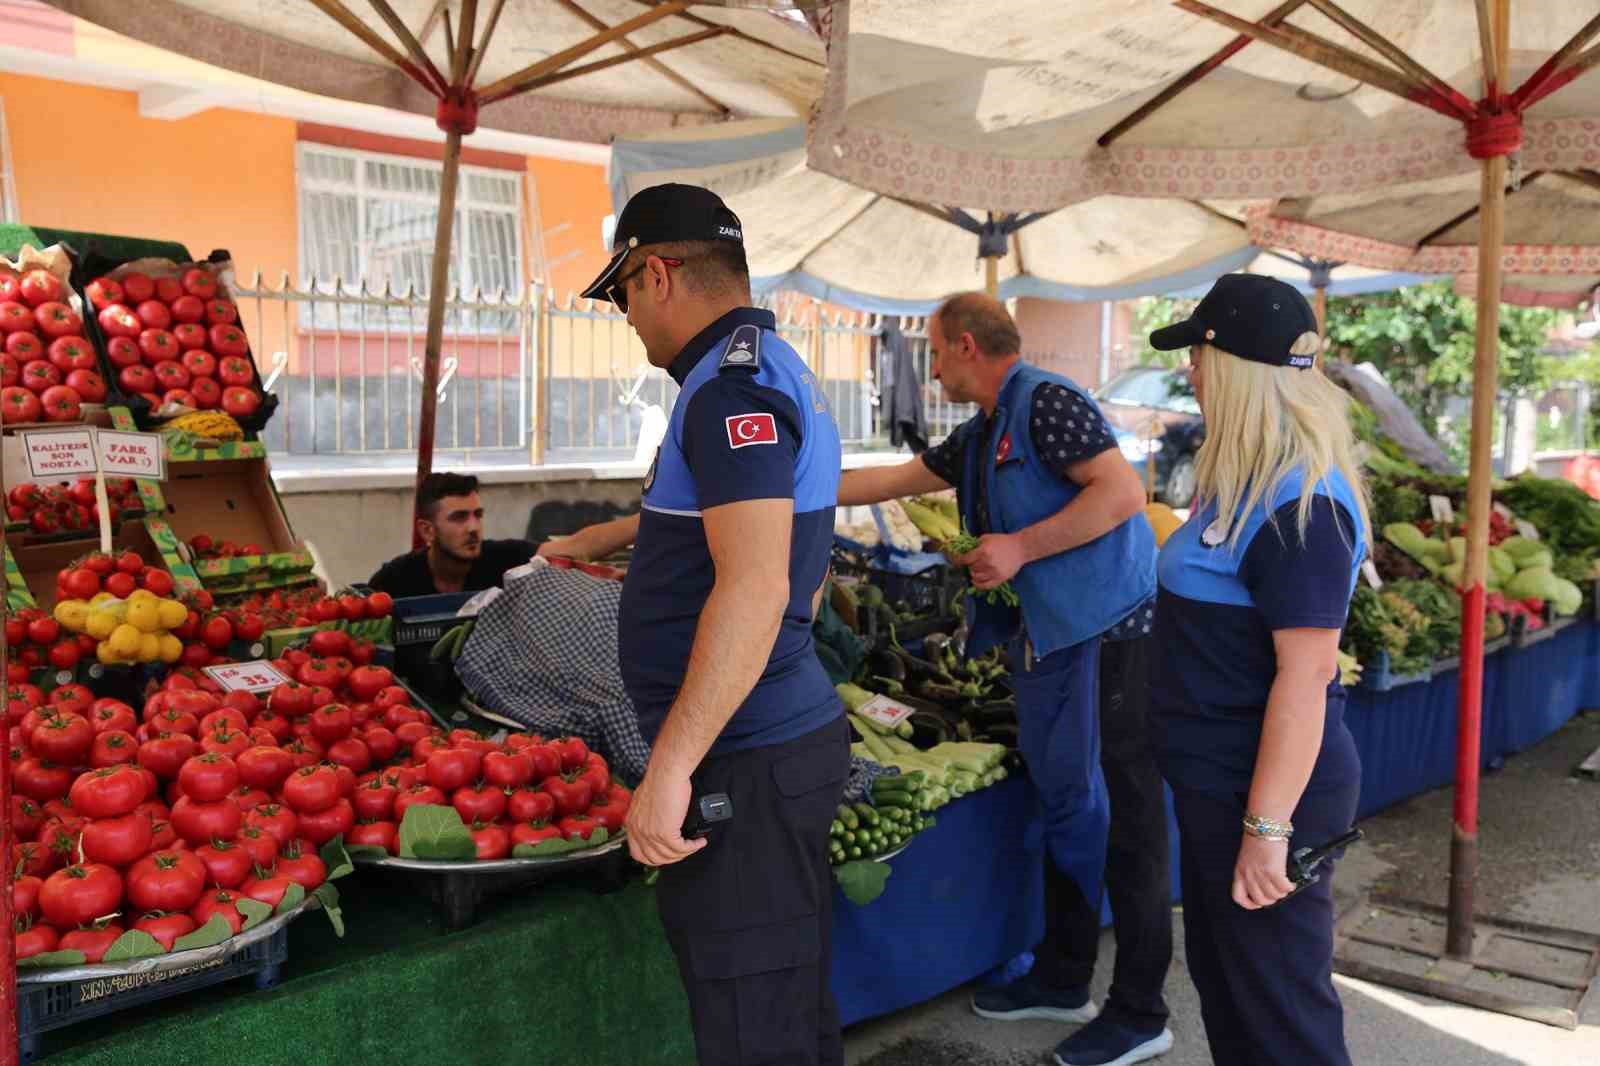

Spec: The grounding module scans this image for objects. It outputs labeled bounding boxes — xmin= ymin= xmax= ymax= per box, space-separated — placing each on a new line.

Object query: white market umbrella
xmin=806 ymin=0 xmax=1600 ymax=1001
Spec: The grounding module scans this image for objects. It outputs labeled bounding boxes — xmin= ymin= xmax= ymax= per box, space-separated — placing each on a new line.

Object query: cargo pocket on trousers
xmin=686 ymin=917 xmax=823 ymax=1065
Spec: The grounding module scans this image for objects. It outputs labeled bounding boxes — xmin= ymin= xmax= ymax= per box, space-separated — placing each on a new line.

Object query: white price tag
xmin=20 ymin=428 xmax=98 ymax=479
xmin=1515 ymin=519 xmax=1540 ymax=541
xmin=202 ymin=660 xmax=290 ymax=693
xmin=1429 ymin=495 xmax=1455 ymax=524
xmin=858 ymin=694 xmax=915 ymax=728
xmin=97 ymin=430 xmax=165 ymax=480
xmin=1361 ymin=559 xmax=1383 ymax=589
xmin=1492 ymin=502 xmax=1514 ymax=520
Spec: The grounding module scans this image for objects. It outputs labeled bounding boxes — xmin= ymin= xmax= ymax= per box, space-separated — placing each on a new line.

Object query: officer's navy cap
xmin=1149 ymin=273 xmax=1320 ymax=370
xmin=581 ymin=183 xmax=745 ymax=303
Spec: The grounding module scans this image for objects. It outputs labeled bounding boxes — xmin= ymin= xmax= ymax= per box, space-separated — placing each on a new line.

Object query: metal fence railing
xmin=231 ymin=275 xmax=1023 ymax=464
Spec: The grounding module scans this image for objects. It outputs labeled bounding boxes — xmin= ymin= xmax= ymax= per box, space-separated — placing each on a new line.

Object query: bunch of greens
xmin=944 ymin=525 xmax=1021 ymax=608
xmin=1342 ymin=585 xmax=1432 ymax=676
xmin=1497 ymin=477 xmax=1600 ymax=559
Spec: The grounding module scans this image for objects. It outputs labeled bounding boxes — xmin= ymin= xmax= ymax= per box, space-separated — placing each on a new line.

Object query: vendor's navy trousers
xmin=1015 ymin=633 xmax=1173 ymax=1031
xmin=1172 ymin=781 xmax=1359 ymax=1066
xmin=655 ymin=715 xmax=850 ymax=1066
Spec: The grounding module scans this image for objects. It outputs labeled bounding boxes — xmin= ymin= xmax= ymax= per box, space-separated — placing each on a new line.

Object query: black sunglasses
xmin=606 ymin=254 xmax=684 ymax=313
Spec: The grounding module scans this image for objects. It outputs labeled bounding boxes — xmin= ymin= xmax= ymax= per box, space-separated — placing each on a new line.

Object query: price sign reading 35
xmin=202 ymin=660 xmax=290 ymax=694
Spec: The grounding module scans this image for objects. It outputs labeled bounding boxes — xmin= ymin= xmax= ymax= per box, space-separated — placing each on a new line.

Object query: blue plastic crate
xmin=1359 ymin=650 xmax=1431 ymax=692
xmin=18 ymin=924 xmax=287 ymax=1062
xmin=390 ymin=591 xmax=474 ymax=647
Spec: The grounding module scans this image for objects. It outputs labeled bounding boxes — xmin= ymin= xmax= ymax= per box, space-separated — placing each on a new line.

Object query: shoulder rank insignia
xmin=719 ymin=324 xmax=762 ymax=372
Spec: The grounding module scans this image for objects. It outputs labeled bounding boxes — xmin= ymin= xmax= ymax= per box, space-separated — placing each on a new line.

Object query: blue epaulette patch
xmin=718 ymin=324 xmax=761 ymax=372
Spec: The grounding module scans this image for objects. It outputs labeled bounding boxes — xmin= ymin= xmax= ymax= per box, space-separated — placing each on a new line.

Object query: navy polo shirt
xmin=619 ymin=307 xmax=843 ymax=755
xmin=1151 ymin=469 xmax=1364 ymax=794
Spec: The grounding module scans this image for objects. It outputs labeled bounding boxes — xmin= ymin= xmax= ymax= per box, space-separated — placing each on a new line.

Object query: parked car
xmin=1094 ymin=366 xmax=1205 ymax=508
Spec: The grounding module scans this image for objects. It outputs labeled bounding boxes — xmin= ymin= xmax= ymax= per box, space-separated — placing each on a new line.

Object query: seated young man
xmin=368 ymin=472 xmax=537 ymax=598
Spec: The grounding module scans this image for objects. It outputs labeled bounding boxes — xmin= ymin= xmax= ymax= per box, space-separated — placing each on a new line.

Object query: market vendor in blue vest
xmin=838 ymin=292 xmax=1173 ymax=1066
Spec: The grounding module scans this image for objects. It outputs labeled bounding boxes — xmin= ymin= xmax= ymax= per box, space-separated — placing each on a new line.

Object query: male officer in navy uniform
xmin=838 ymin=293 xmax=1174 ymax=1066
xmin=581 ymin=183 xmax=848 ymax=1066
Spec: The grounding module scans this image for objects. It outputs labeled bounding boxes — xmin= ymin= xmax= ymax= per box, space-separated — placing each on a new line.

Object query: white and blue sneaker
xmin=970 ymin=974 xmax=1099 ymax=1024
xmin=1053 ymin=1016 xmax=1174 ymax=1066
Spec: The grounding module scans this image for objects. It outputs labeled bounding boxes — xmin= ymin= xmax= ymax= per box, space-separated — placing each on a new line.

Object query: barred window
xmin=296 ymin=144 xmax=523 ymax=330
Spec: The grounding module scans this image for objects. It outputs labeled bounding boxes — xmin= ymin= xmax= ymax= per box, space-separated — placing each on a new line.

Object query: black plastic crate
xmin=391 ymin=592 xmax=474 ymax=647
xmin=18 ymin=925 xmax=287 ymax=1062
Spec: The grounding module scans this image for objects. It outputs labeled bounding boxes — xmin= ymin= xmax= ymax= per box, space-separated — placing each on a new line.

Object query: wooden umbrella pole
xmin=1448 ymin=0 xmax=1511 ymax=962
xmin=984 ymin=257 xmax=999 ymax=297
xmin=414 ymin=127 xmax=464 ymax=547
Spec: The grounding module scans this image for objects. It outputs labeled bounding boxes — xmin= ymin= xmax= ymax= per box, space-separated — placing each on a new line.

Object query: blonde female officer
xmin=1146 ymin=275 xmax=1368 ymax=1066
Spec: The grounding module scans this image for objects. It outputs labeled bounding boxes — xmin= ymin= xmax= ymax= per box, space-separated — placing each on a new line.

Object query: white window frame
xmin=295 ymin=142 xmax=525 ymax=302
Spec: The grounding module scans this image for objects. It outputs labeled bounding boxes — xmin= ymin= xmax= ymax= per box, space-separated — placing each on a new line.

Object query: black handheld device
xmin=1266 ymin=827 xmax=1363 ymax=908
xmin=681 ymin=793 xmax=733 ymax=839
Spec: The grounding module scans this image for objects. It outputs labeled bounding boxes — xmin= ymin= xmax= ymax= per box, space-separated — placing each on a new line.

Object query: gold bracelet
xmin=1242 ymin=813 xmax=1294 ymax=840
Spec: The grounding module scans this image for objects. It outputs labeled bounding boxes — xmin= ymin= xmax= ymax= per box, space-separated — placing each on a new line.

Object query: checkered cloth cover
xmin=453 ymin=562 xmax=650 ymax=784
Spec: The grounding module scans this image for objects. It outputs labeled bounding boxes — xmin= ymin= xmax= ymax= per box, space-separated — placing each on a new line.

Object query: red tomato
xmin=120 ymin=272 xmax=155 ymax=303
xmin=364 ymin=591 xmax=395 ymax=618
xmin=81 ymin=811 xmax=154 ymax=867
xmin=33 ymin=301 xmax=81 ymax=339
xmin=148 ymin=819 xmax=179 ymax=852
xmin=209 ymin=324 xmax=248 ymax=358
xmin=0 ymin=301 xmax=35 ymax=334
xmin=471 ymin=823 xmax=511 ymax=860
xmin=425 ymin=748 xmax=481 ymax=792
xmin=352 ymin=780 xmax=398 ymax=821
xmin=235 ymin=746 xmax=295 ymax=792
xmin=362 ymin=725 xmax=399 ymax=764
xmin=232 ymin=785 xmax=271 ymax=812
xmin=205 ymin=299 xmax=238 ymax=325
xmin=237 ymin=875 xmax=294 ymax=909
xmin=126 ymin=849 xmax=207 ymax=912
xmin=60 ymin=924 xmax=126 ymax=964
xmin=347 ymin=819 xmax=397 ymax=855
xmin=68 ymin=764 xmax=148 ymax=818
xmin=540 ymin=773 xmax=593 ymax=818
xmin=98 ymin=304 xmax=142 ymax=339
xmin=308 ymin=703 xmax=353 ymax=745
xmin=526 ymin=743 xmax=562 ymax=781
xmin=199 ymin=726 xmax=251 ymax=760
xmin=245 ymin=803 xmax=299 ymax=849
xmin=182 ymin=268 xmax=219 ymax=301
xmin=14 ymin=922 xmax=60 ymax=960
xmin=201 ymin=615 xmax=233 ymax=651
xmin=234 ymin=826 xmax=279 ymax=869
xmin=586 ymin=795 xmax=629 ymax=833
xmin=138 ymin=734 xmax=199 ymax=779
xmin=178 ymin=752 xmax=239 ymax=801
xmin=10 ymin=795 xmax=44 ymax=839
xmin=155 ymin=276 xmax=183 ymax=303
xmin=173 ymin=320 xmax=207 ymax=348
xmin=510 ymin=820 xmax=562 ymax=848
xmin=392 ymin=784 xmax=448 ymax=822
xmin=39 ymin=862 xmax=124 ymax=927
xmin=281 ymin=764 xmax=340 ymax=814
xmin=141 ymin=568 xmax=176 ymax=598
xmin=85 ymin=277 xmax=124 ymax=310
xmin=324 ymin=736 xmax=370 ymax=774
xmin=251 ymin=711 xmax=292 ymax=747
xmin=47 ymin=640 xmax=81 ymax=670
xmin=4 ymin=332 xmax=39 ymax=361
xmin=49 ymin=336 xmax=97 ymax=373
xmin=217 ymin=355 xmax=254 ymax=387
xmin=307 ymin=629 xmax=351 ymax=659
xmin=274 ymin=839 xmax=327 ymax=890
xmin=191 ymin=888 xmax=245 ymax=934
xmin=118 ymin=364 xmax=155 ymax=395
xmin=170 ymin=795 xmax=243 ymax=846
xmin=194 ymin=839 xmax=254 ymax=888
xmin=482 ymin=750 xmax=534 ymax=790
xmin=135 ymin=299 xmax=172 ymax=330
xmin=133 ymin=912 xmax=197 ymax=952
xmin=452 ymin=782 xmax=507 ymax=825
xmin=32 ymin=715 xmax=93 ymax=765
xmin=296 ymin=797 xmax=354 ymax=845
xmin=12 ymin=873 xmax=42 ymax=918
xmin=556 ymin=736 xmax=590 ymax=772
xmin=88 ymin=729 xmax=139 ymax=768
xmin=152 ymin=360 xmax=191 ymax=391
xmin=17 ymin=269 xmax=63 ymax=307
xmin=557 ymin=814 xmax=601 ymax=841
xmin=378 ymin=765 xmax=418 ymax=791
xmin=104 ymin=335 xmax=140 ymax=370
xmin=188 ymin=375 xmax=221 ymax=409
xmin=506 ymin=787 xmax=556 ymax=825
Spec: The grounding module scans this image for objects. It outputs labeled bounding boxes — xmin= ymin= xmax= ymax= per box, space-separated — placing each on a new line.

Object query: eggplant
xmin=867 ymin=648 xmax=906 ymax=682
xmin=907 ymin=711 xmax=950 ymax=749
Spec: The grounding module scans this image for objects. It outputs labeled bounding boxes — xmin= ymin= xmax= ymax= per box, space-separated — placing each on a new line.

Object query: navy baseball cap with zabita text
xmin=581 ymin=183 xmax=745 ymax=302
xmin=1148 ymin=273 xmax=1321 ymax=369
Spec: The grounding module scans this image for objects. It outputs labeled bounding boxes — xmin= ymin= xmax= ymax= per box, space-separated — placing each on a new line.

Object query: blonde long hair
xmin=1192 ymin=339 xmax=1371 ymax=552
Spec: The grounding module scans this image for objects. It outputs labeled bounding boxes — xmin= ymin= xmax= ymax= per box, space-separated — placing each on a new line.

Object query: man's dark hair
xmin=936 ymin=292 xmax=1021 ymax=357
xmin=636 ymin=239 xmax=750 ymax=301
xmin=418 ymin=472 xmax=479 ymax=519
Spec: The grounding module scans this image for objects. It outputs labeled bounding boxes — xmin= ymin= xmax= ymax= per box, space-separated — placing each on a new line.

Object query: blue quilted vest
xmin=959 ymin=362 xmax=1157 ymax=658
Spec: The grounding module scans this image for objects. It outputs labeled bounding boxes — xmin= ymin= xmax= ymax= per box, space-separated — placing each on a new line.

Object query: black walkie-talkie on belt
xmin=681 ymin=793 xmax=733 ymax=839
xmin=1265 ymin=827 xmax=1363 ymax=908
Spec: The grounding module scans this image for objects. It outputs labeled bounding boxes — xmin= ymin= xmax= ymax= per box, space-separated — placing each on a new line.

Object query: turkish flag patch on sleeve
xmin=725 ymin=412 xmax=778 ymax=449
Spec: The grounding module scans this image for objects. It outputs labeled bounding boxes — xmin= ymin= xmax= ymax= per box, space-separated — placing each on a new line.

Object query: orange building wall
xmin=529 ymin=156 xmax=612 ymax=298
xmin=1 ymin=72 xmax=298 ymax=279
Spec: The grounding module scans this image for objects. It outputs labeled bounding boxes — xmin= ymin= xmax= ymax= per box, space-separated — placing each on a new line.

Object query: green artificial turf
xmin=0 ymin=225 xmax=192 ymax=268
xmin=36 ymin=873 xmax=695 ymax=1065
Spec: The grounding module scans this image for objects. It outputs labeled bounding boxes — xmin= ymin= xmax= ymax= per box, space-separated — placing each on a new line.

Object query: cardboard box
xmin=5 ymin=520 xmax=192 ymax=612
xmin=148 ymin=457 xmax=312 ymax=587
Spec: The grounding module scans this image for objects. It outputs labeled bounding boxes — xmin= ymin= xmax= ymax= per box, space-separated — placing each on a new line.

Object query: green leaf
xmin=101 ymin=930 xmax=167 ymax=963
xmin=236 ymin=897 xmax=273 ymax=932
xmin=172 ymin=913 xmax=234 ymax=952
xmin=509 ymin=826 xmax=609 ymax=859
xmin=319 ymin=834 xmax=354 ymax=880
xmin=274 ymin=882 xmax=306 ymax=916
xmin=833 ymin=859 xmax=893 ymax=906
xmin=17 ymin=950 xmax=88 ymax=969
xmin=344 ymin=845 xmax=389 ymax=859
xmin=397 ymin=804 xmax=475 ymax=861
xmin=311 ymin=882 xmax=344 ymax=938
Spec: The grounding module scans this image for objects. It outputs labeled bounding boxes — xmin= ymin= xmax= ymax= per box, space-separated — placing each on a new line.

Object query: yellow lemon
xmin=85 ymin=609 xmax=120 ymax=641
xmin=108 ymin=623 xmax=143 ymax=659
xmin=125 ymin=597 xmax=162 ymax=634
xmin=127 ymin=588 xmax=157 ymax=604
xmin=158 ymin=633 xmax=184 ymax=664
xmin=157 ymin=599 xmax=188 ymax=630
xmin=96 ymin=639 xmax=123 ymax=666
xmin=138 ymin=632 xmax=162 ymax=663
xmin=53 ymin=600 xmax=89 ymax=633
xmin=90 ymin=592 xmax=117 ymax=607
